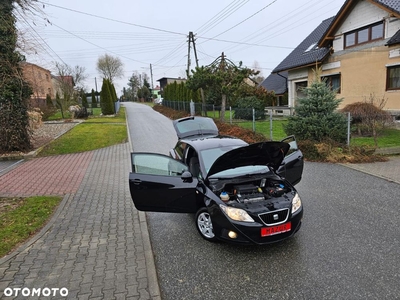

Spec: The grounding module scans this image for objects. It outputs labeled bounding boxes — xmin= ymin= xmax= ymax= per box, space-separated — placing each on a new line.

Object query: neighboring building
xmin=261 ymin=0 xmax=400 ymax=115
xmin=260 ymin=71 xmax=289 ymax=106
xmin=21 ymin=62 xmax=53 ymax=107
xmin=157 ymin=77 xmax=186 ymax=94
xmin=152 ymin=85 xmax=161 ymax=99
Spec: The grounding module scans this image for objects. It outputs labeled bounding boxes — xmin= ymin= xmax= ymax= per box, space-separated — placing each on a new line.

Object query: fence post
xmin=252 ymin=108 xmax=255 ymax=132
xmin=213 ymin=105 xmax=215 ymax=118
xmin=347 ymin=112 xmax=351 ymax=146
xmin=270 ymin=110 xmax=273 ymax=140
xmin=230 ymin=106 xmax=232 ymax=124
xmin=190 ymin=100 xmax=195 ymax=116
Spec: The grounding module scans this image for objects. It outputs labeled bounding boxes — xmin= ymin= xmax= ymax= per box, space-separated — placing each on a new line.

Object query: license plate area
xmin=261 ymin=222 xmax=291 ymax=237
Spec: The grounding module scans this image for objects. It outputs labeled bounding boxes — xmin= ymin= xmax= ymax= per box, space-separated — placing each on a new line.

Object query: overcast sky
xmin=18 ymin=0 xmax=346 ymax=95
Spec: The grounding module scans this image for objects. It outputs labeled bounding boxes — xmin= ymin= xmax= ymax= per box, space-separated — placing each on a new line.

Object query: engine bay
xmin=215 ymin=178 xmax=293 ymax=204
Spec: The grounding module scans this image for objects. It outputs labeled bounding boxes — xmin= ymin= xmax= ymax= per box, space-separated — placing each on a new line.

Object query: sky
xmin=17 ymin=0 xmax=346 ymax=95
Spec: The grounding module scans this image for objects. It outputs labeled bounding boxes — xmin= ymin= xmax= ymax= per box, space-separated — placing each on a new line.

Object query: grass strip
xmin=0 ymin=196 xmax=62 ymax=257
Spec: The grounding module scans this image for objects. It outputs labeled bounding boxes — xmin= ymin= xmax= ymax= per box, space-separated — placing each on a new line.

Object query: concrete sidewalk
xmin=341 ymin=155 xmax=400 ymax=185
xmin=0 ymin=143 xmax=161 ymax=299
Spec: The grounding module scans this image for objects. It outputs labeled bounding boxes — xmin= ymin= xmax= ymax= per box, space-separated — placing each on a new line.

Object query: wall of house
xmin=22 ymin=63 xmax=53 ymax=106
xmin=322 ymin=0 xmax=400 ymax=113
xmin=322 ymin=45 xmax=400 ymax=111
xmin=332 ymin=0 xmax=391 ymax=52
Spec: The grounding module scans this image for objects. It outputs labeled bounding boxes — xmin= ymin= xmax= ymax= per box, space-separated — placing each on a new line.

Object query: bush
xmin=341 ymin=101 xmax=392 ymax=137
xmin=284 ymin=77 xmax=347 ymax=143
xmin=234 ymin=96 xmax=266 ymax=120
xmin=298 ymin=139 xmax=386 ymax=163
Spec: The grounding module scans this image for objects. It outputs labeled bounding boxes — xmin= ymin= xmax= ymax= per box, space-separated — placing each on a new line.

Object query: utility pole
xmin=187 ymin=31 xmax=206 ymax=115
xmin=150 ymin=64 xmax=154 ymax=90
xmin=95 ymin=77 xmax=99 ymax=103
xmin=187 ymin=32 xmax=192 ymax=78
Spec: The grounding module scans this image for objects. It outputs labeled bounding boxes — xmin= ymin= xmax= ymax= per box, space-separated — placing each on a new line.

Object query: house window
xmin=295 ymin=81 xmax=307 ymax=100
xmin=323 ymin=74 xmax=341 ymax=93
xmin=344 ymin=22 xmax=384 ymax=48
xmin=387 ymin=65 xmax=400 ymax=90
xmin=277 ymin=95 xmax=288 ymax=106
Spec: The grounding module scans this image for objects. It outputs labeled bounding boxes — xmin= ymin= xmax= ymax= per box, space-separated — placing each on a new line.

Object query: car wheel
xmin=195 ymin=208 xmax=217 ymax=242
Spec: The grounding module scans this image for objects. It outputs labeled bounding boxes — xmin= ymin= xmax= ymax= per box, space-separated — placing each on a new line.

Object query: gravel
xmin=0 ymin=121 xmax=80 ymax=159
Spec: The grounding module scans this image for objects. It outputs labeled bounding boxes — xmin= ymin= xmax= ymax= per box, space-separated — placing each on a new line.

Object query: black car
xmin=129 ymin=116 xmax=304 ymax=245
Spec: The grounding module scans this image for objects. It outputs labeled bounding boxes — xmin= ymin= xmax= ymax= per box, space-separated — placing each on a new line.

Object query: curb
xmin=340 ymin=163 xmax=400 ymax=185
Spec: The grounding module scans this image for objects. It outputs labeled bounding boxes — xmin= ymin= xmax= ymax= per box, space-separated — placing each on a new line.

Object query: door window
xmin=131 ymin=153 xmax=188 ymax=176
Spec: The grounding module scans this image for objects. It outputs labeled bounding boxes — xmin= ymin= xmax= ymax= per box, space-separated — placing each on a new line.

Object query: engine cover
xmin=234 ymin=184 xmax=265 ymax=203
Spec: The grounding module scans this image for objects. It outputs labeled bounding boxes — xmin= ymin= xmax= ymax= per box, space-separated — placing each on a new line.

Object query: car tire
xmin=195 ymin=207 xmax=217 ymax=242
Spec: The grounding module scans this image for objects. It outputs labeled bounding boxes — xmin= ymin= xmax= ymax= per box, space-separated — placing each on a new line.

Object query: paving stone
xmin=0 ymin=144 xmax=158 ymax=299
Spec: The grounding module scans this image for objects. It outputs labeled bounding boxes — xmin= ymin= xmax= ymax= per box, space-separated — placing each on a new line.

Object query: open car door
xmin=129 ymin=153 xmax=198 ymax=213
xmin=277 ymin=136 xmax=304 ymax=185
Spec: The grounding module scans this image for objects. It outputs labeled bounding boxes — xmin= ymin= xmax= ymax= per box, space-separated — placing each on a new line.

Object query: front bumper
xmin=211 ymin=206 xmax=303 ymax=245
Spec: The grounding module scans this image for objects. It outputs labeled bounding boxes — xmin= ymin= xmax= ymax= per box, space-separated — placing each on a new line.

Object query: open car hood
xmin=173 ymin=116 xmax=219 ymax=139
xmin=207 ymin=141 xmax=290 ymax=178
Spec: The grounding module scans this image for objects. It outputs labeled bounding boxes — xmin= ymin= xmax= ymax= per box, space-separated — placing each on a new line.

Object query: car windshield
xmin=200 ymin=146 xmax=271 ymax=177
xmin=200 ymin=146 xmax=239 ymax=173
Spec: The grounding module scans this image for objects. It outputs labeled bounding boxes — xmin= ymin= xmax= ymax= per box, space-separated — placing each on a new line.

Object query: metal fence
xmin=162 ymin=100 xmax=288 ymax=140
xmin=162 ymin=100 xmax=399 ymax=144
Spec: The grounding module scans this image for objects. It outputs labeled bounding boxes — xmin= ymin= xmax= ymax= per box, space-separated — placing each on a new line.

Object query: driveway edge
xmin=125 ymin=106 xmax=162 ymax=299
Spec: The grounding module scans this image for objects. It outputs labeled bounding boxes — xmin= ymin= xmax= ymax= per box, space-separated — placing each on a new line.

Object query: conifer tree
xmin=46 ymin=94 xmax=53 ymax=108
xmin=284 ymin=71 xmax=347 ymax=143
xmin=91 ymin=89 xmax=97 ymax=108
xmin=100 ymin=79 xmax=114 ymax=115
xmin=81 ymin=90 xmax=88 ymax=108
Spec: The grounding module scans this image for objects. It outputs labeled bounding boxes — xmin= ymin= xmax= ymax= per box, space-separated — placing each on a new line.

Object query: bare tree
xmin=251 ymin=61 xmax=265 ymax=84
xmin=53 ymin=62 xmax=87 ymax=118
xmin=96 ymin=54 xmax=124 ymax=83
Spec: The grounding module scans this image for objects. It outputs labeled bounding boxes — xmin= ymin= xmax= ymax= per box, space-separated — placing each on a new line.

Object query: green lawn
xmin=0 ymin=196 xmax=62 ymax=257
xmin=350 ymin=128 xmax=400 ymax=148
xmin=237 ymin=119 xmax=288 ymax=141
xmin=38 ymin=107 xmax=127 ymax=156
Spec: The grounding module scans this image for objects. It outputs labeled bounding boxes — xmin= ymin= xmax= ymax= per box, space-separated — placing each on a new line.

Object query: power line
xmin=38 ymin=1 xmax=187 ymax=37
xmin=206 ymin=0 xmax=278 ymax=40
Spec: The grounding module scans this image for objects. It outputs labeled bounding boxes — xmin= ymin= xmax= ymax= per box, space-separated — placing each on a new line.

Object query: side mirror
xmin=181 ymin=171 xmax=193 ymax=183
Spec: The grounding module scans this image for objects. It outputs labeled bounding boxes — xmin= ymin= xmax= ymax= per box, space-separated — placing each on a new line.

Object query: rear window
xmin=174 ymin=117 xmax=218 ymax=138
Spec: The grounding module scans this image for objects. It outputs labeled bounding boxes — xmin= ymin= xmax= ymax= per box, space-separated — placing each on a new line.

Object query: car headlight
xmin=219 ymin=205 xmax=254 ymax=222
xmin=292 ymin=193 xmax=302 ymax=214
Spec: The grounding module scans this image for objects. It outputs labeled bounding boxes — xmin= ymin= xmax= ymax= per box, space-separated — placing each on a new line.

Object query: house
xmin=152 ymin=85 xmax=161 ymax=99
xmin=259 ymin=71 xmax=290 ymax=115
xmin=157 ymin=77 xmax=186 ymax=94
xmin=261 ymin=0 xmax=400 ymax=116
xmin=20 ymin=62 xmax=53 ymax=107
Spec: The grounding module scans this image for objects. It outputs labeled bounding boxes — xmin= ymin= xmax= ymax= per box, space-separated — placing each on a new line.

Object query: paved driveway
xmin=0 ymin=142 xmax=160 ymax=299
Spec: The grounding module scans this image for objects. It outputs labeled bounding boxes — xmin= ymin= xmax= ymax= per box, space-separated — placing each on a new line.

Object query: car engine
xmin=217 ymin=179 xmax=291 ymax=204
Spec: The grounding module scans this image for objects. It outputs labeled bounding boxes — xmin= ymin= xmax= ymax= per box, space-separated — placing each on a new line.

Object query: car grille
xmin=258 ymin=208 xmax=289 ymax=226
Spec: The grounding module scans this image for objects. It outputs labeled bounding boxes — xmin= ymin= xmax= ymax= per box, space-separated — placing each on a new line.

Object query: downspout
xmin=276 ymin=72 xmax=288 ymax=107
